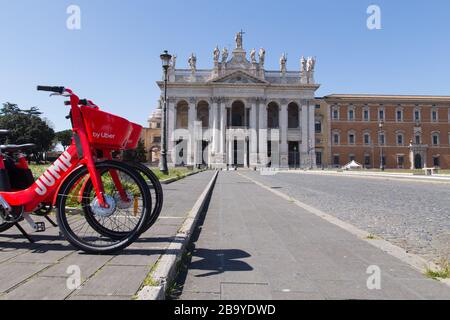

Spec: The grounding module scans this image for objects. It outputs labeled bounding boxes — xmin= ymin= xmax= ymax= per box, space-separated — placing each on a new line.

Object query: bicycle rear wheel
xmin=127 ymin=162 xmax=163 ymax=232
xmin=80 ymin=162 xmax=163 ymax=239
xmin=56 ymin=161 xmax=151 ymax=254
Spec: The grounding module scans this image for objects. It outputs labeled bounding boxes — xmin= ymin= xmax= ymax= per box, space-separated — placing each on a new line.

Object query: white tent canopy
xmin=343 ymin=160 xmax=363 ymax=170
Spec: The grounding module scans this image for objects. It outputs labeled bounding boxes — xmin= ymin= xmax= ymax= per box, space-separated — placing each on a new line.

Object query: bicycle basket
xmin=124 ymin=122 xmax=143 ymax=150
xmin=80 ymin=106 xmax=132 ymax=149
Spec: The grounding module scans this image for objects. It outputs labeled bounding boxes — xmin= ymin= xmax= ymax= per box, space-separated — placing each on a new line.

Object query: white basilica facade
xmin=157 ymin=33 xmax=320 ymax=169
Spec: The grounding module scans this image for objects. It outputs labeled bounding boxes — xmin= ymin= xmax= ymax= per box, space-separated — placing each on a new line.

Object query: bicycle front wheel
xmin=56 ymin=161 xmax=151 ymax=254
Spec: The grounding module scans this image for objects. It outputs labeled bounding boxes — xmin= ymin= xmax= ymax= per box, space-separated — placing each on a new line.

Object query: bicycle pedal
xmin=34 ymin=222 xmax=45 ymax=233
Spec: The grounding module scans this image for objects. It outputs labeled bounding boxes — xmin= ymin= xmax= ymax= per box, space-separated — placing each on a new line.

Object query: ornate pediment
xmin=210 ymin=70 xmax=268 ymax=85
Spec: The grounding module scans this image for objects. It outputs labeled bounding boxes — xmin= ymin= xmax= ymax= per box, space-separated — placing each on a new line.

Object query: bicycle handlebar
xmin=37 ymin=86 xmax=66 ymax=94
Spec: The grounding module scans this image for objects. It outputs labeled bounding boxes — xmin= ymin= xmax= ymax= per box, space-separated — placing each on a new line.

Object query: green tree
xmin=0 ymin=103 xmax=55 ymax=162
xmin=55 ymin=130 xmax=73 ymax=150
xmin=123 ymin=139 xmax=147 ymax=163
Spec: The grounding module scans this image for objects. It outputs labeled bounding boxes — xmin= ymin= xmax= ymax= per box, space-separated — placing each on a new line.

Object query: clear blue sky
xmin=0 ymin=0 xmax=449 ymax=131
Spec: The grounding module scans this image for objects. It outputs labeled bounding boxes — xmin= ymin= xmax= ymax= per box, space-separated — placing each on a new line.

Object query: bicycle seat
xmin=0 ymin=130 xmax=10 ymax=136
xmin=0 ymin=144 xmax=36 ymax=152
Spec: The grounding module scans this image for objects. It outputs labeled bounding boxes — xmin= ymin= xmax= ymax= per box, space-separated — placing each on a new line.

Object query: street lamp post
xmin=159 ymin=50 xmax=172 ymax=175
xmin=379 ymin=122 xmax=385 ymax=171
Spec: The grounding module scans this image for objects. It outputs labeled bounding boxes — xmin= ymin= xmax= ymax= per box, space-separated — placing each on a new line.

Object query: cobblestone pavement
xmin=178 ymin=172 xmax=450 ymax=300
xmin=243 ymin=171 xmax=450 ymax=264
xmin=0 ymin=171 xmax=214 ymax=300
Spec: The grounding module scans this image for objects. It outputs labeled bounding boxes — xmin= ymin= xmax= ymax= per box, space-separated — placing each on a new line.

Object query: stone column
xmin=215 ymin=98 xmax=227 ymax=168
xmin=308 ymin=101 xmax=317 ymax=169
xmin=228 ymin=134 xmax=234 ymax=167
xmin=167 ymin=98 xmax=176 ymax=166
xmin=210 ymin=98 xmax=219 ymax=166
xmin=300 ymin=100 xmax=309 ymax=168
xmin=280 ymin=100 xmax=289 ymax=168
xmin=249 ymin=99 xmax=258 ymax=167
xmin=188 ymin=98 xmax=196 ymax=166
xmin=258 ymin=98 xmax=268 ymax=167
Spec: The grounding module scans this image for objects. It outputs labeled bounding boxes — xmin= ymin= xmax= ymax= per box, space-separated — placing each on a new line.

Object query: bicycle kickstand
xmin=14 ymin=223 xmax=34 ymax=243
xmin=44 ymin=215 xmax=58 ymax=227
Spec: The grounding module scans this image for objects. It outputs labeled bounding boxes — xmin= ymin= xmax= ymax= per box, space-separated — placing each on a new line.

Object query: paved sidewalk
xmin=0 ymin=171 xmax=215 ymax=300
xmin=178 ymin=172 xmax=450 ymax=300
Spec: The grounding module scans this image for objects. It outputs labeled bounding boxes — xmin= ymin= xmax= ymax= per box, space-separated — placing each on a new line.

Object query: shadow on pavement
xmin=170 ymin=182 xmax=253 ymax=299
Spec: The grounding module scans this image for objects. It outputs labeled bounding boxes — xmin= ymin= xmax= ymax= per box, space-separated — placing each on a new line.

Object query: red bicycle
xmin=0 ymin=86 xmax=153 ymax=254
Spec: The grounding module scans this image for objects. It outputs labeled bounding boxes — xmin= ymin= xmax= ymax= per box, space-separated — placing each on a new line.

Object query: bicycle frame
xmin=0 ymin=89 xmax=109 ymax=213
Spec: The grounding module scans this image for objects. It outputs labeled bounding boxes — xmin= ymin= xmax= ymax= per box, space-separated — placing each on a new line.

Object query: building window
xmin=315 ymin=104 xmax=321 ymax=110
xmin=433 ymin=156 xmax=440 ymax=168
xmin=315 ymin=121 xmax=322 ymax=133
xmin=349 ymin=154 xmax=356 ymax=162
xmin=333 ymin=155 xmax=340 ymax=166
xmin=396 ymin=133 xmax=404 ymax=146
xmin=432 ymin=133 xmax=440 ymax=146
xmin=415 ymin=134 xmax=421 ymax=145
xmin=152 ymin=136 xmax=161 ymax=143
xmin=363 ymin=108 xmax=370 ymax=122
xmin=379 ymin=132 xmax=386 ymax=145
xmin=432 ymin=109 xmax=438 ymax=123
xmin=364 ymin=155 xmax=371 ymax=167
xmin=333 ymin=132 xmax=340 ymax=145
xmin=332 ymin=107 xmax=340 ymax=120
xmin=364 ymin=133 xmax=371 ymax=145
xmin=396 ymin=109 xmax=403 ymax=122
xmin=348 ymin=107 xmax=355 ymax=121
xmin=414 ymin=109 xmax=421 ymax=122
xmin=348 ymin=132 xmax=356 ymax=145
xmin=378 ymin=109 xmax=385 ymax=122
xmin=397 ymin=155 xmax=405 ymax=169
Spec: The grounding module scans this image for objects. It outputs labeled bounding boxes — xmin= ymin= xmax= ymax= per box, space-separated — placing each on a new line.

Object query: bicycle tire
xmin=56 ymin=161 xmax=152 ymax=254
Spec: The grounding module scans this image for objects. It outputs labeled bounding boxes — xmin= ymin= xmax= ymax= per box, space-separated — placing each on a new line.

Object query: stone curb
xmin=160 ymin=169 xmax=207 ymax=185
xmin=136 ymin=170 xmax=219 ymax=300
xmin=239 ymin=172 xmax=450 ymax=288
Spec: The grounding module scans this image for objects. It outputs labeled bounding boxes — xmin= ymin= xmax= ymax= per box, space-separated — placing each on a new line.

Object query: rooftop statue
xmin=222 ymin=47 xmax=229 ymax=64
xmin=280 ymin=53 xmax=287 ymax=73
xmin=171 ymin=54 xmax=177 ymax=69
xmin=188 ymin=53 xmax=197 ymax=73
xmin=259 ymin=48 xmax=266 ymax=65
xmin=250 ymin=48 xmax=257 ymax=63
xmin=213 ymin=46 xmax=220 ymax=63
xmin=301 ymin=56 xmax=307 ymax=73
xmin=235 ymin=31 xmax=243 ymax=49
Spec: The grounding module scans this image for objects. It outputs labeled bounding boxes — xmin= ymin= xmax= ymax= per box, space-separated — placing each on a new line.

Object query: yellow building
xmin=140 ymin=106 xmax=162 ymax=164
xmin=314 ymin=98 xmax=331 ymax=168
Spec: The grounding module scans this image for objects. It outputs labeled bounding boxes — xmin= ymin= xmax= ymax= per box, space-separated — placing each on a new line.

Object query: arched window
xmin=432 ymin=132 xmax=440 ymax=146
xmin=363 ymin=106 xmax=370 ymax=122
xmin=288 ymin=102 xmax=300 ymax=128
xmin=176 ymin=100 xmax=189 ymax=129
xmin=332 ymin=131 xmax=341 ymax=145
xmin=231 ymin=100 xmax=245 ymax=127
xmin=348 ymin=106 xmax=355 ymax=121
xmin=431 ymin=108 xmax=439 ymax=123
xmin=197 ymin=101 xmax=210 ymax=128
xmin=414 ymin=108 xmax=421 ymax=122
xmin=396 ymin=132 xmax=404 ymax=146
xmin=348 ymin=130 xmax=356 ymax=145
xmin=332 ymin=106 xmax=340 ymax=120
xmin=267 ymin=102 xmax=279 ymax=129
xmin=363 ymin=132 xmax=371 ymax=145
xmin=396 ymin=108 xmax=404 ymax=122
